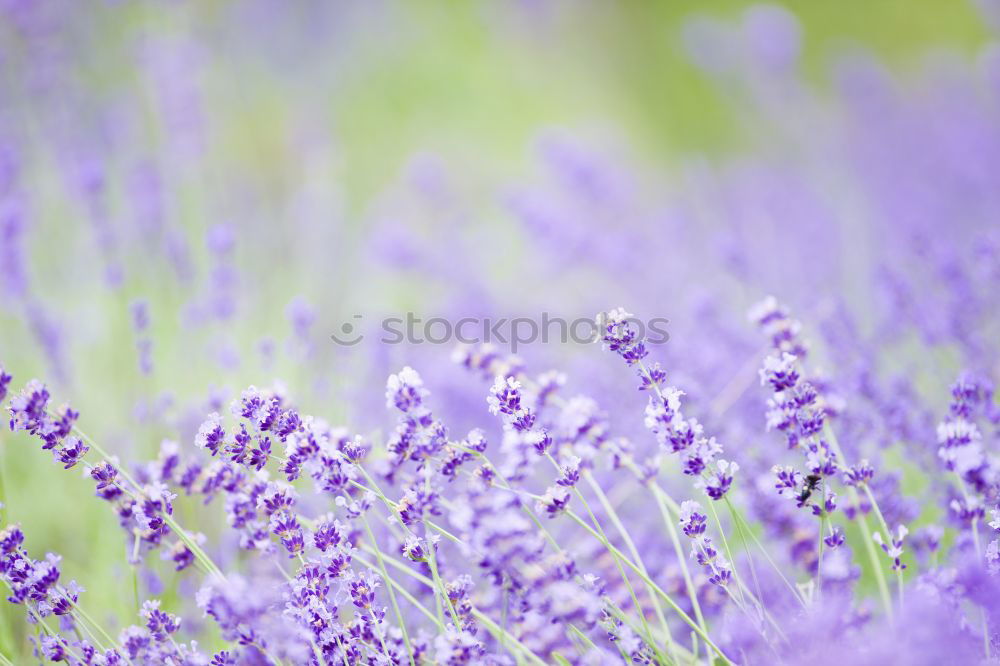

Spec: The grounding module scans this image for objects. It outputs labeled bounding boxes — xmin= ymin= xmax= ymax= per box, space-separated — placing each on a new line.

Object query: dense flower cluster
xmin=5 ymin=298 xmax=1000 ymax=665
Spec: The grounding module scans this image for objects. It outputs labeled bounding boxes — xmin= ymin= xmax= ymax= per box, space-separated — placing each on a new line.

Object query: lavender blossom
xmin=679 ymin=500 xmax=732 ymax=587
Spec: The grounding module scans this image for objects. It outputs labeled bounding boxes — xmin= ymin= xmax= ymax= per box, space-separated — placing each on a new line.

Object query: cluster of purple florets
xmin=598 ymin=309 xmax=739 ymax=502
xmin=3 ymin=273 xmax=1000 ymax=666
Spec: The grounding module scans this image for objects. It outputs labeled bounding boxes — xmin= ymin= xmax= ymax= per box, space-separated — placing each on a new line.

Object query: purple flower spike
xmin=700 ymin=459 xmax=739 ymax=500
xmin=386 ymin=367 xmax=428 ymax=414
xmin=679 ymin=500 xmax=708 ymax=537
xmin=269 ymin=510 xmax=304 ymax=557
xmin=759 ymin=352 xmax=800 ymax=392
xmin=0 ymin=366 xmax=11 ymax=405
xmin=7 ymin=379 xmax=51 ymax=436
xmin=195 ymin=413 xmax=225 ymax=456
xmin=0 ymin=524 xmax=25 ymax=554
xmin=55 ymin=436 xmax=89 ymax=469
xmin=843 ymin=459 xmax=875 ymax=487
xmin=680 ymin=499 xmax=732 ymax=586
xmin=348 ymin=570 xmax=380 ymax=610
xmin=873 ymin=525 xmax=909 ymax=571
xmin=536 ymin=485 xmax=571 ymax=518
xmin=824 ymin=526 xmax=846 ymax=548
xmin=141 ymin=600 xmax=181 ymax=641
xmin=599 ymin=308 xmax=648 ymax=366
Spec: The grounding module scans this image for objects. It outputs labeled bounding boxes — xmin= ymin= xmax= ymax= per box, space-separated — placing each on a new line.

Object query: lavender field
xmin=1 ymin=1 xmax=999 ymax=664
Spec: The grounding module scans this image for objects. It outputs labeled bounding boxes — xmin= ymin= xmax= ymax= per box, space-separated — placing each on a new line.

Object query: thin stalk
xmin=474 ymin=610 xmax=549 ymax=666
xmin=547 ymin=454 xmax=667 ymax=665
xmin=354 ymin=551 xmax=444 ymax=630
xmin=584 ymin=470 xmax=675 ymax=652
xmin=69 ymin=612 xmax=106 ymax=653
xmin=476 ymin=360 xmax=725 ymax=660
xmin=439 ymin=484 xmax=672 ymax=663
xmin=822 ymin=426 xmax=893 ymax=619
xmin=422 ymin=469 xmax=462 ymax=629
xmin=629 ymin=452 xmax=805 ymax=613
xmin=67 ymin=598 xmax=119 ymax=654
xmin=445 ymin=454 xmax=667 ymax=661
xmin=816 ymin=479 xmax=827 ymax=601
xmin=852 ymin=497 xmax=894 ymax=620
xmin=568 ymin=624 xmax=600 ymax=655
xmin=132 ymin=566 xmax=140 ymax=614
xmin=438 ymin=480 xmax=692 ymax=664
xmin=649 ymin=483 xmax=707 ymax=659
xmin=359 ymin=514 xmax=416 ymax=666
xmin=725 ymin=501 xmax=798 ymax=609
xmin=501 ymin=579 xmax=509 ymax=656
xmin=815 ymin=522 xmax=825 ymax=603
xmin=573 ymin=484 xmax=670 ymax=665
xmin=861 ymin=484 xmax=904 ymax=610
xmin=388 ymin=448 xmax=663 ymax=656
xmin=559 ymin=506 xmax=731 ymax=663
xmin=69 ymin=424 xmax=227 ymax=581
xmin=726 ymin=498 xmax=771 ymax=613
xmin=347 ymin=478 xmax=464 ymax=547
xmin=952 ymin=475 xmax=989 ymax=660
xmin=25 ymin=605 xmax=86 ymax=663
xmin=368 ymin=544 xmax=548 ymax=666
xmin=351 ymin=467 xmax=457 ymax=630
xmin=704 ymin=499 xmax=747 ymax=609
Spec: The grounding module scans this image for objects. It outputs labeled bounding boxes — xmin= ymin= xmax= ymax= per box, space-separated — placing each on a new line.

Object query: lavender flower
xmin=488 ymin=375 xmax=537 ymax=432
xmin=386 ymin=366 xmax=428 ymax=414
xmin=0 ymin=366 xmax=11 ymax=405
xmin=130 ymin=299 xmax=153 ymax=375
xmin=873 ymin=525 xmax=909 ymax=571
xmin=536 ymin=485 xmax=571 ymax=518
xmin=679 ymin=500 xmax=732 ymax=587
xmin=824 ymin=526 xmax=846 ymax=548
xmin=55 ymin=436 xmax=88 ymax=469
xmin=598 ymin=308 xmax=648 ymax=366
xmin=842 ymin=460 xmax=874 ymax=487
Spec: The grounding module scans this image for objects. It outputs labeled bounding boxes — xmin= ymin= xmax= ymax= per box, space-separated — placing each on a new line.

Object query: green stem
xmin=822 ymin=426 xmax=893 ymax=620
xmin=649 ymin=483 xmax=708 ymax=658
xmin=584 ymin=471 xmax=675 ymax=655
xmin=354 ymin=551 xmax=444 ymax=630
xmin=559 ymin=507 xmax=731 ymax=663
xmin=352 ymin=467 xmax=458 ymax=631
xmin=861 ymin=483 xmax=904 ymax=610
xmin=725 ymin=499 xmax=806 ymax=608
xmin=367 ymin=544 xmax=548 ymax=666
xmin=816 ymin=480 xmax=827 ymax=601
xmin=67 ymin=598 xmax=119 ymax=654
xmin=422 ymin=470 xmax=461 ymax=630
xmin=447 ymin=452 xmax=665 ymax=661
xmin=69 ymin=424 xmax=227 ymax=581
xmin=705 ymin=499 xmax=747 ymax=608
xmin=359 ymin=514 xmax=416 ymax=666
xmin=547 ymin=455 xmax=666 ymax=665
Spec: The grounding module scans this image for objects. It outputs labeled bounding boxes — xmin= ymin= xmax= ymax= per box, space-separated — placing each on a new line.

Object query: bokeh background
xmin=2 ymin=0 xmax=999 ymax=659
